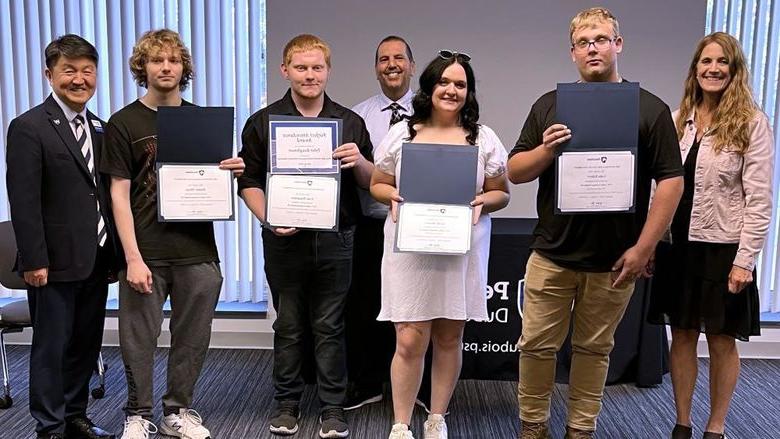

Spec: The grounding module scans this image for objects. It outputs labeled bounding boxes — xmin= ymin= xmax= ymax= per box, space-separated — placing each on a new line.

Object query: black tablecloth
xmin=461 ymin=218 xmax=669 ymax=386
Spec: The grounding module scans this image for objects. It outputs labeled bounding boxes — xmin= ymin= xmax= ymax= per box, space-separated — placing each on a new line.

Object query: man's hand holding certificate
xmin=265 ymin=116 xmax=343 ymax=231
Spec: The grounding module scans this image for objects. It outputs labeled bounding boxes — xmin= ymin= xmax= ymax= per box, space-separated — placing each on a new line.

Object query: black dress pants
xmin=27 ymin=261 xmax=108 ymax=435
xmin=345 ymin=217 xmax=394 ymax=388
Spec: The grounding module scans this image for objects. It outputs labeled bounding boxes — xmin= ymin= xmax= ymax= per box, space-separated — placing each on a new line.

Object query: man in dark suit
xmin=5 ymin=34 xmax=117 ymax=439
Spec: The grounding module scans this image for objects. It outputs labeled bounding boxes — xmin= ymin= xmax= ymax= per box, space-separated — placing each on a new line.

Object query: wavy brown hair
xmin=676 ymin=32 xmax=758 ymax=153
xmin=129 ymin=29 xmax=194 ymax=91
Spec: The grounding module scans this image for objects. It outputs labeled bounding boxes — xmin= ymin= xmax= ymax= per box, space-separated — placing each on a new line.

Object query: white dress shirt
xmin=352 ymin=89 xmax=414 ymax=218
xmin=51 ymin=92 xmax=92 ymax=151
xmin=51 ymin=92 xmax=106 ymax=246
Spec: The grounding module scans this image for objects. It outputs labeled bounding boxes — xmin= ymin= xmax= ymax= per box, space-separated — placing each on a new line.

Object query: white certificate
xmin=266 ymin=174 xmax=339 ymax=230
xmin=270 ymin=119 xmax=340 ymax=173
xmin=557 ymin=151 xmax=635 ymax=213
xmin=157 ymin=164 xmax=234 ymax=221
xmin=395 ymin=203 xmax=472 ymax=254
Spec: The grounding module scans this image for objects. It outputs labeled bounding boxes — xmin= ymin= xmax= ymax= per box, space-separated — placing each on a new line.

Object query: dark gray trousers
xmin=118 ymin=262 xmax=222 ymax=417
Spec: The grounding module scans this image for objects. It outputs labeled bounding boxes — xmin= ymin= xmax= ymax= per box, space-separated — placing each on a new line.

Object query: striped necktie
xmin=384 ymin=103 xmax=406 ymax=128
xmin=74 ymin=115 xmax=107 ymax=247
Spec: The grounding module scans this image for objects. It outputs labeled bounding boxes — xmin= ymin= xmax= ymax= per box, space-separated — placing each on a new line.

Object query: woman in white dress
xmin=370 ymin=51 xmax=510 ymax=439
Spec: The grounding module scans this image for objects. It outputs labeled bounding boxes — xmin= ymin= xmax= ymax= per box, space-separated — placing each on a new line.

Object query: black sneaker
xmin=319 ymin=407 xmax=349 ymax=438
xmin=344 ymin=383 xmax=383 ymax=411
xmin=269 ymin=401 xmax=299 ymax=436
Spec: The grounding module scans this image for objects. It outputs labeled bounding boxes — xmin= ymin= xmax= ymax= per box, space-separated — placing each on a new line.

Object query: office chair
xmin=0 ymin=221 xmax=107 ymax=409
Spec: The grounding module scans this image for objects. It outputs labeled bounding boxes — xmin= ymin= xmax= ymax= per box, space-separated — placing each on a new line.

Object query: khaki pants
xmin=518 ymin=252 xmax=635 ymax=431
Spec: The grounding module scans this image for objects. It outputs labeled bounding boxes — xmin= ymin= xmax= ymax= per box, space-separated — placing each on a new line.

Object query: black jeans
xmin=263 ymin=227 xmax=354 ymax=408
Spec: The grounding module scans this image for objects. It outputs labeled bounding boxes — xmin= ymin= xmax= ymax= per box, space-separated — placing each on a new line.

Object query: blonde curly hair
xmin=129 ymin=29 xmax=194 ymax=91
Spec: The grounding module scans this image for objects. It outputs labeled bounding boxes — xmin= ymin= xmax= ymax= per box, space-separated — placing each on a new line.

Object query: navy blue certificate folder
xmin=555 ymin=82 xmax=639 ymax=151
xmin=157 ymin=106 xmax=234 ymax=163
xmin=399 ymin=143 xmax=478 ymax=205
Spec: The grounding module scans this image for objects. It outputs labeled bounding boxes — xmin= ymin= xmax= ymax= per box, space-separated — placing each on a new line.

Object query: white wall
xmin=5 ymin=321 xmax=780 ymax=359
xmin=267 ymin=0 xmax=707 ymax=217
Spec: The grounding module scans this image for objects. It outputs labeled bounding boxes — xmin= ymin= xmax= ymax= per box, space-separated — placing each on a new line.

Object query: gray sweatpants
xmin=118 ymin=262 xmax=223 ymax=418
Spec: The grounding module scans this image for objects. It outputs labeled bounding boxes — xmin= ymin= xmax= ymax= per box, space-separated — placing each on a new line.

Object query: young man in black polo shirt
xmin=238 ymin=34 xmax=373 ymax=438
xmin=101 ymin=29 xmax=244 ymax=439
xmin=507 ymin=8 xmax=684 ymax=439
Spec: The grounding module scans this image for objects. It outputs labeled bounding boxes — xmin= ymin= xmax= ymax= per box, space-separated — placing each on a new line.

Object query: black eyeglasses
xmin=571 ymin=36 xmax=618 ymax=52
xmin=438 ymin=49 xmax=471 ymax=63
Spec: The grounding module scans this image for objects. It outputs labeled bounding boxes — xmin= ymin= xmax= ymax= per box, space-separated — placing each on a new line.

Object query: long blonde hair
xmin=676 ymin=32 xmax=758 ymax=153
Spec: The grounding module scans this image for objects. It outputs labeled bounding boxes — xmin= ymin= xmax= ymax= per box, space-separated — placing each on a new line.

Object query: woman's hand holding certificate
xmin=393 ymin=143 xmax=478 ymax=255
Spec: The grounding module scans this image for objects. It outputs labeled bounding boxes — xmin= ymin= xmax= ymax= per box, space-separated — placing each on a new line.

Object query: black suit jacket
xmin=6 ymin=95 xmax=119 ymax=282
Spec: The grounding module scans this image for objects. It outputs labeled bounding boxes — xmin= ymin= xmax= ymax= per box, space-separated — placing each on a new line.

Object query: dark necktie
xmin=385 ymin=103 xmax=406 ymax=128
xmin=74 ymin=115 xmax=107 ymax=247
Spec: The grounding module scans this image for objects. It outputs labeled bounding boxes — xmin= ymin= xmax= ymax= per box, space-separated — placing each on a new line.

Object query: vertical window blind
xmin=0 ymin=0 xmax=268 ymax=304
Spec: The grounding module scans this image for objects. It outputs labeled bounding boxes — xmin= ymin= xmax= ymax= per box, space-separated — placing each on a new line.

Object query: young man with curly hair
xmin=100 ymin=29 xmax=244 ymax=439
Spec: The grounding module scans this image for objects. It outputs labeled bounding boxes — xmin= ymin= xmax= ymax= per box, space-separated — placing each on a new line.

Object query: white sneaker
xmin=389 ymin=423 xmax=415 ymax=439
xmin=120 ymin=416 xmax=158 ymax=439
xmin=160 ymin=408 xmax=211 ymax=439
xmin=423 ymin=414 xmax=447 ymax=439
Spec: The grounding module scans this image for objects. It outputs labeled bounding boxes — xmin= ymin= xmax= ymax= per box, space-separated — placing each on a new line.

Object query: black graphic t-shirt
xmin=100 ymin=100 xmax=218 ymax=266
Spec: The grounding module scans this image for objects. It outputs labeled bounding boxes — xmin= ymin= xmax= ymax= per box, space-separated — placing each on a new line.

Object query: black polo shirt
xmin=509 ymin=84 xmax=684 ymax=272
xmin=238 ymin=89 xmax=373 ymax=229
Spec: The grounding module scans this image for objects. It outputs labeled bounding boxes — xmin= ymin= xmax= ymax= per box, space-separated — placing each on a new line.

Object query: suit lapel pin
xmin=53 ymin=119 xmax=61 ymax=125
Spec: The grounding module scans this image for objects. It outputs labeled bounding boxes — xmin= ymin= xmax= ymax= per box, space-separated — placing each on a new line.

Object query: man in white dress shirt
xmin=345 ymin=36 xmax=415 ymax=410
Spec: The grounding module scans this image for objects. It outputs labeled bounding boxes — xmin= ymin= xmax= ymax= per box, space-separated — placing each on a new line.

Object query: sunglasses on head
xmin=437 ymin=50 xmax=471 ymax=63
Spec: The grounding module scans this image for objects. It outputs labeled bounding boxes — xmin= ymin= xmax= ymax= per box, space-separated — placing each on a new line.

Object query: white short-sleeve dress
xmin=374 ymin=123 xmax=508 ymax=322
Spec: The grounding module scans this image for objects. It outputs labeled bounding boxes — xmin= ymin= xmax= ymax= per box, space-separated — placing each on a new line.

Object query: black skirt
xmin=649 ymin=238 xmax=761 ymax=341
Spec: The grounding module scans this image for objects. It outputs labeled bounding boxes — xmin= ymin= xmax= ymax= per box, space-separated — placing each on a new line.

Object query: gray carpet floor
xmin=0 ymin=346 xmax=778 ymax=438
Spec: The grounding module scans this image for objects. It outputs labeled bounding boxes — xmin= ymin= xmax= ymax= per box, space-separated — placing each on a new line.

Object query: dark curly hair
xmin=407 ymin=55 xmax=479 ymax=145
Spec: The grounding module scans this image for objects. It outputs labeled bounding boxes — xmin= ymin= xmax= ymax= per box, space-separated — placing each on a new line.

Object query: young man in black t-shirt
xmin=101 ymin=29 xmax=244 ymax=439
xmin=507 ymin=8 xmax=684 ymax=439
xmin=238 ymin=34 xmax=373 ymax=438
